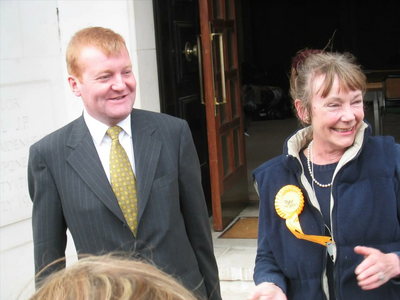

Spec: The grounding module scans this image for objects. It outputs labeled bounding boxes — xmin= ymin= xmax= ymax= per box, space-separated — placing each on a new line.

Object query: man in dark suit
xmin=28 ymin=27 xmax=221 ymax=300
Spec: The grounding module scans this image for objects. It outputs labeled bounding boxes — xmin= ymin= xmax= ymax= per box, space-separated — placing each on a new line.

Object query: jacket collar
xmin=130 ymin=109 xmax=162 ymax=223
xmin=66 ymin=116 xmax=128 ymax=224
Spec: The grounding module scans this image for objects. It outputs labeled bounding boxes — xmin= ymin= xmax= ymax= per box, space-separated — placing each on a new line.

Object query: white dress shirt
xmin=83 ymin=110 xmax=136 ymax=182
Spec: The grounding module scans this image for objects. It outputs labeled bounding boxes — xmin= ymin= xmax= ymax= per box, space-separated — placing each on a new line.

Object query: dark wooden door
xmin=199 ymin=0 xmax=248 ymax=231
xmin=153 ymin=0 xmax=212 ymax=214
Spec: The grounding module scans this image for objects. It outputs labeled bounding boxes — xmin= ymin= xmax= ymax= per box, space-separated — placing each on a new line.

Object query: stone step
xmin=214 ymin=246 xmax=256 ymax=281
xmin=220 ymin=281 xmax=255 ymax=300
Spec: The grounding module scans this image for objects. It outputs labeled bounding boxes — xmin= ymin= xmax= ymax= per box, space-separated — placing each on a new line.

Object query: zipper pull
xmin=327 ymin=242 xmax=336 ymax=262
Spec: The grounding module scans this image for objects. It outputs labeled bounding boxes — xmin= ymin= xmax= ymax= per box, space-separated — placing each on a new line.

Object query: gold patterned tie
xmin=107 ymin=126 xmax=138 ymax=236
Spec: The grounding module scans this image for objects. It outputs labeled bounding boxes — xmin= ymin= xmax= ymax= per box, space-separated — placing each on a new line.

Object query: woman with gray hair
xmin=248 ymin=50 xmax=400 ymax=300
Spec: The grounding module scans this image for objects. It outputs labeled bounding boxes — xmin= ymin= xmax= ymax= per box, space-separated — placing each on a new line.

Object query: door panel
xmin=199 ymin=0 xmax=248 ymax=231
xmin=153 ymin=0 xmax=212 ymax=215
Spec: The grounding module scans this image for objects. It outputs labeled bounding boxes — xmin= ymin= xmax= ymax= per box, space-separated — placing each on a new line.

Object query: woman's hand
xmin=354 ymin=246 xmax=400 ymax=290
xmin=247 ymin=282 xmax=287 ymax=300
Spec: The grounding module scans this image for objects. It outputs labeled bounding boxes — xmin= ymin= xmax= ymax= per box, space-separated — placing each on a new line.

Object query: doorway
xmin=153 ymin=0 xmax=248 ymax=231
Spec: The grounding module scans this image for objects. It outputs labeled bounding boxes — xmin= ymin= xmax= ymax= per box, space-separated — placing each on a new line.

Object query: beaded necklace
xmin=307 ymin=140 xmax=333 ymax=188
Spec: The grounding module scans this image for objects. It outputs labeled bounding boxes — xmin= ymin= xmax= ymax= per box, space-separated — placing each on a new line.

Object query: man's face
xmin=69 ymin=46 xmax=136 ymax=126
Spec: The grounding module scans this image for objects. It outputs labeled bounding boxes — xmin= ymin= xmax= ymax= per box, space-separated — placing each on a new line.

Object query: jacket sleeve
xmin=253 ymin=174 xmax=288 ymax=294
xmin=177 ymin=121 xmax=221 ymax=300
xmin=396 ymin=144 xmax=400 ymax=225
xmin=394 ymin=144 xmax=400 ymax=281
xmin=28 ymin=144 xmax=67 ymax=286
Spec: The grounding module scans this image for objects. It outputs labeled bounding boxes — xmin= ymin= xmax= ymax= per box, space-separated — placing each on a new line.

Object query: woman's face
xmin=309 ymin=75 xmax=364 ymax=153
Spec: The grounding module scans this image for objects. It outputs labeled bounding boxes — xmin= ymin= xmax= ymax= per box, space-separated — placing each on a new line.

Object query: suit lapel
xmin=66 ymin=116 xmax=126 ymax=223
xmin=130 ymin=110 xmax=162 ymax=223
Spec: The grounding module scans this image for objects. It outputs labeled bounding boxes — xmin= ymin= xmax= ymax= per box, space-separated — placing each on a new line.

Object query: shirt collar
xmin=83 ymin=109 xmax=132 ymax=146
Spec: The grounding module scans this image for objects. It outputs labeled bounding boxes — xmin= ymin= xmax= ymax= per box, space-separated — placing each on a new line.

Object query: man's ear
xmin=68 ymin=76 xmax=81 ymax=97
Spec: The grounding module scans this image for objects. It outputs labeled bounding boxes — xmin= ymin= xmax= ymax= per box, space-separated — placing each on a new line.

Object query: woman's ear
xmin=294 ymin=99 xmax=309 ymax=124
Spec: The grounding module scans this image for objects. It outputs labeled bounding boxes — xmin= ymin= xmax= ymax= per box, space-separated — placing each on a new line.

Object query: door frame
xmin=199 ymin=0 xmax=248 ymax=231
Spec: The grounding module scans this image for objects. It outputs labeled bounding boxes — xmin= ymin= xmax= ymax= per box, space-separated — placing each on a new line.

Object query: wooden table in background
xmin=364 ymin=70 xmax=400 ymax=135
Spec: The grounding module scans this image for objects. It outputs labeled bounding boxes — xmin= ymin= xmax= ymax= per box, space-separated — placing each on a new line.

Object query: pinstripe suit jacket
xmin=28 ymin=109 xmax=221 ymax=300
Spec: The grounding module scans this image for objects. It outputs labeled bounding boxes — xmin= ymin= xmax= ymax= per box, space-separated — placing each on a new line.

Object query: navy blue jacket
xmin=253 ymin=122 xmax=400 ymax=300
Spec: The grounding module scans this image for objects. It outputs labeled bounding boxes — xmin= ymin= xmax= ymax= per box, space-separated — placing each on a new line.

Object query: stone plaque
xmin=0 ymin=81 xmax=55 ymax=227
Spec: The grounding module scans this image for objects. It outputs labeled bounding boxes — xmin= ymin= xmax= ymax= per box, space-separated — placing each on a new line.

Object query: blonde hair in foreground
xmin=30 ymin=255 xmax=197 ymax=300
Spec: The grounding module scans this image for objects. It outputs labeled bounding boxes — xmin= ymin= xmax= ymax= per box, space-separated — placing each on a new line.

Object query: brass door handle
xmin=211 ymin=32 xmax=226 ymax=107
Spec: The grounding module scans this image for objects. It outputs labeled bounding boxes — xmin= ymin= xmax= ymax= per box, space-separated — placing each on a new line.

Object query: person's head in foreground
xmin=30 ymin=255 xmax=197 ymax=300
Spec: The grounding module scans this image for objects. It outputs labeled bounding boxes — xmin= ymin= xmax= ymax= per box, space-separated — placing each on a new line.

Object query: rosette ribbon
xmin=275 ymin=185 xmax=332 ymax=247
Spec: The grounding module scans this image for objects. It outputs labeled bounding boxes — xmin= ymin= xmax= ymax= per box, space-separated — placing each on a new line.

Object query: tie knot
xmin=107 ymin=126 xmax=122 ymax=140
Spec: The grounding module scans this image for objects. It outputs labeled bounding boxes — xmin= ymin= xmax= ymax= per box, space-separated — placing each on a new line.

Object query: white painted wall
xmin=0 ymin=0 xmax=159 ymax=299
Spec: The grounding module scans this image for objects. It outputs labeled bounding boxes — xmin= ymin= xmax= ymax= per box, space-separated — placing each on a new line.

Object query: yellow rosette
xmin=275 ymin=185 xmax=332 ymax=247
